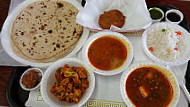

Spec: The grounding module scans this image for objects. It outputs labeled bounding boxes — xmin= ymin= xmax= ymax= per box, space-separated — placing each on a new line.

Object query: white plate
xmin=41 ymin=58 xmax=95 ymax=107
xmin=142 ymin=22 xmax=190 ymax=66
xmin=0 ymin=0 xmax=90 ymax=68
xmin=120 ymin=62 xmax=180 ymax=107
xmin=82 ymin=31 xmax=133 ymax=76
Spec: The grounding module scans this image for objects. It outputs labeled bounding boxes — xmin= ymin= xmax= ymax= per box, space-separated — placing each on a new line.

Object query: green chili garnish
xmin=72 ymin=72 xmax=75 ymax=75
xmin=56 ymin=69 xmax=61 ymax=72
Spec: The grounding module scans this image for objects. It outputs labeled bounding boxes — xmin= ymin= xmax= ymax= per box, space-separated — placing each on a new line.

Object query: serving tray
xmin=6 ymin=4 xmax=190 ymax=107
xmin=6 ymin=66 xmax=30 ymax=106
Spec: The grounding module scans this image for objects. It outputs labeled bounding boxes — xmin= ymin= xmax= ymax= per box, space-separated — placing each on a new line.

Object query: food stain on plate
xmin=87 ymin=36 xmax=127 ymax=71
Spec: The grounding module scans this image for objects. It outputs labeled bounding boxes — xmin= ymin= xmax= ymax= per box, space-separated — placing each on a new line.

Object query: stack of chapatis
xmin=11 ymin=1 xmax=83 ymax=63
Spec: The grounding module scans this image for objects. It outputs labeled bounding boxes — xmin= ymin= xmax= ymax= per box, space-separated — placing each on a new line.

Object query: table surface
xmin=0 ymin=0 xmax=190 ymax=106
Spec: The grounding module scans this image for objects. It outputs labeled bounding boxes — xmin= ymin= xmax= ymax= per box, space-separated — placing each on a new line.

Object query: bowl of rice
xmin=142 ymin=22 xmax=190 ymax=66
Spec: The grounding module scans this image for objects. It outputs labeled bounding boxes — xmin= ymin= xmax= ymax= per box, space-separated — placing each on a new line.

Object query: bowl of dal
xmin=82 ymin=31 xmax=133 ymax=76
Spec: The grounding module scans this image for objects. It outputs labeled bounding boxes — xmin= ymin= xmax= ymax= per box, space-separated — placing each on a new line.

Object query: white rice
xmin=147 ymin=25 xmax=186 ymax=62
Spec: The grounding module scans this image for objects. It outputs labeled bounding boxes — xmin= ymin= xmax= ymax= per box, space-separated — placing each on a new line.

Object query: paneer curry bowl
xmin=120 ymin=62 xmax=180 ymax=107
xmin=41 ymin=58 xmax=95 ymax=107
xmin=82 ymin=32 xmax=133 ymax=76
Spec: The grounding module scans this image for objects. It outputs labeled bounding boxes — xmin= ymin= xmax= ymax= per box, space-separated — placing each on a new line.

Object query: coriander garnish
xmin=153 ymin=93 xmax=158 ymax=98
xmin=97 ymin=61 xmax=100 ymax=64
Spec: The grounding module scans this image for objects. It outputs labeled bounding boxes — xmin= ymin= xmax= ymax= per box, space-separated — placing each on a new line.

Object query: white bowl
xmin=165 ymin=9 xmax=184 ymax=24
xmin=149 ymin=7 xmax=164 ymax=23
xmin=82 ymin=31 xmax=133 ymax=76
xmin=120 ymin=62 xmax=180 ymax=107
xmin=20 ymin=68 xmax=43 ymax=91
xmin=142 ymin=22 xmax=190 ymax=66
xmin=41 ymin=58 xmax=95 ymax=107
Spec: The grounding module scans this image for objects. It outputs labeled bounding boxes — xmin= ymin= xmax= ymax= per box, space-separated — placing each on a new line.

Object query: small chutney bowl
xmin=82 ymin=31 xmax=133 ymax=76
xmin=20 ymin=68 xmax=43 ymax=91
xmin=149 ymin=7 xmax=164 ymax=23
xmin=165 ymin=9 xmax=184 ymax=24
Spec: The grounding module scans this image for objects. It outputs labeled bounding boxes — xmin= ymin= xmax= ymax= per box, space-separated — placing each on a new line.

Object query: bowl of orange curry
xmin=41 ymin=58 xmax=95 ymax=107
xmin=120 ymin=62 xmax=180 ymax=107
xmin=82 ymin=31 xmax=133 ymax=76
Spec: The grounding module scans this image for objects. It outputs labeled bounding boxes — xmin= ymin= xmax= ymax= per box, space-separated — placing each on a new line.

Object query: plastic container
xmin=20 ymin=68 xmax=43 ymax=91
xmin=120 ymin=62 xmax=180 ymax=107
xmin=165 ymin=9 xmax=184 ymax=24
xmin=149 ymin=7 xmax=164 ymax=23
xmin=41 ymin=58 xmax=95 ymax=107
xmin=82 ymin=31 xmax=133 ymax=76
xmin=142 ymin=22 xmax=190 ymax=66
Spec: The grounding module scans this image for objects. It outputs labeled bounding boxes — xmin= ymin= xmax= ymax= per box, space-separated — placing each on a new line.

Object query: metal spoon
xmin=168 ymin=66 xmax=190 ymax=102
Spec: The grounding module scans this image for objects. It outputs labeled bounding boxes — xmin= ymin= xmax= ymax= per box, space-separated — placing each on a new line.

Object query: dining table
xmin=0 ymin=0 xmax=190 ymax=106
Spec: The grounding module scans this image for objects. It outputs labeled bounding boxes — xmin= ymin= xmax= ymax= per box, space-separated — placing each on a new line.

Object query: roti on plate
xmin=11 ymin=0 xmax=83 ymax=63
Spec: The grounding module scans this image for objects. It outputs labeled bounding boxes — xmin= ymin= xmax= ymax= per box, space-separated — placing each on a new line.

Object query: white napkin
xmin=76 ymin=0 xmax=152 ymax=31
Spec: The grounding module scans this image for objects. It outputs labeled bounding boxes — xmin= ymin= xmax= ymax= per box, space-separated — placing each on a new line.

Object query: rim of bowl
xmin=20 ymin=68 xmax=43 ymax=91
xmin=165 ymin=9 xmax=184 ymax=24
xmin=120 ymin=62 xmax=180 ymax=107
xmin=41 ymin=58 xmax=95 ymax=107
xmin=82 ymin=31 xmax=133 ymax=76
xmin=148 ymin=7 xmax=164 ymax=22
xmin=142 ymin=22 xmax=190 ymax=66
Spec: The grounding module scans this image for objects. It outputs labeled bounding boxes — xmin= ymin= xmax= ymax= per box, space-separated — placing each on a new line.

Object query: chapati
xmin=11 ymin=1 xmax=83 ymax=63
